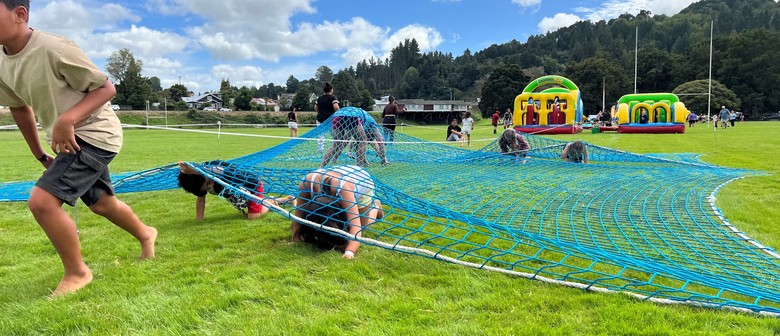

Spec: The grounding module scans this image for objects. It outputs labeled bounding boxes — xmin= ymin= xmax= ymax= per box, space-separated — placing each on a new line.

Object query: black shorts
xmin=35 ymin=137 xmax=117 ymax=207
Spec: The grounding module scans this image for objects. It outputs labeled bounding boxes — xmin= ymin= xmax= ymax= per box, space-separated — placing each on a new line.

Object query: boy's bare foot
xmin=140 ymin=227 xmax=157 ymax=259
xmin=50 ymin=269 xmax=93 ymax=298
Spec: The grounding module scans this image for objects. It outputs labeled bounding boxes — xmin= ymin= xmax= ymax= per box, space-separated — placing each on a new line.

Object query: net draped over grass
xmin=1 ymin=109 xmax=778 ymax=316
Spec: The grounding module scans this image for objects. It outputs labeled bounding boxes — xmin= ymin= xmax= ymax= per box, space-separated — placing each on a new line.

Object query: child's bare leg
xmin=27 ymin=187 xmax=92 ymax=296
xmin=89 ymin=194 xmax=156 ymax=259
xmin=321 ymin=134 xmax=348 ymax=167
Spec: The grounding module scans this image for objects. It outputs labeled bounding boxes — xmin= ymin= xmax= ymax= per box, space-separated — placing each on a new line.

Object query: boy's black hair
xmin=296 ymin=195 xmax=348 ymax=251
xmin=1 ymin=0 xmax=28 ymax=10
xmin=178 ymin=172 xmax=208 ymax=197
xmin=323 ymin=82 xmax=333 ymax=93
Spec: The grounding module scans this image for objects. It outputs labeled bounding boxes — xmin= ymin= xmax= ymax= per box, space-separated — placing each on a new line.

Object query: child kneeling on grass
xmin=291 ymin=165 xmax=383 ymax=259
xmin=177 ymin=161 xmax=293 ymax=221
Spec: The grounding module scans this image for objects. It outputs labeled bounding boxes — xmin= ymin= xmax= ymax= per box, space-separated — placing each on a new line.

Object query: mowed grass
xmin=1 ymin=120 xmax=780 ymax=335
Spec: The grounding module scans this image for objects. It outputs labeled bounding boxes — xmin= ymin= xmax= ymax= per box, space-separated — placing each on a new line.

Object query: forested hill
xmin=351 ymin=0 xmax=779 ymax=118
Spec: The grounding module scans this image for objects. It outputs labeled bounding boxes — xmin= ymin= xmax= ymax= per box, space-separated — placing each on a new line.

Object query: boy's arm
xmin=51 ymin=79 xmax=117 ymax=154
xmin=10 ymin=106 xmax=53 ymax=167
xmin=196 ymin=196 xmax=206 ymax=221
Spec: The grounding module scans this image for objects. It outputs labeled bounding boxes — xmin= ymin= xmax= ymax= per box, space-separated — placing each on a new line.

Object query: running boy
xmin=0 ymin=0 xmax=157 ymax=296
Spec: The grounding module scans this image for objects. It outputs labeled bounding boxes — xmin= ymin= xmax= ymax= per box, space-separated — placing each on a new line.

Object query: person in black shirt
xmin=446 ymin=119 xmax=462 ymax=144
xmin=287 ymin=106 xmax=299 ymax=137
xmin=315 ymin=82 xmax=340 ymax=124
xmin=382 ymin=96 xmax=405 ymax=142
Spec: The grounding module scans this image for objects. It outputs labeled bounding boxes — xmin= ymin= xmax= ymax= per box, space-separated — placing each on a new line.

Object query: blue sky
xmin=29 ymin=0 xmax=700 ymax=94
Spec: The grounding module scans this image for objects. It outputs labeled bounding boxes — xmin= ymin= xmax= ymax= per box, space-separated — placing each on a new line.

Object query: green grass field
xmin=1 ymin=120 xmax=780 ymax=335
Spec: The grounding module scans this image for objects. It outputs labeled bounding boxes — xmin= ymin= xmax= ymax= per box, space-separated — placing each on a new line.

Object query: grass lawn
xmin=1 ymin=120 xmax=780 ymax=335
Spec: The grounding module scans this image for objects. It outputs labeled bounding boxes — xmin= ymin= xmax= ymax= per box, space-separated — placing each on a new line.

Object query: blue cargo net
xmin=1 ymin=106 xmax=778 ymax=316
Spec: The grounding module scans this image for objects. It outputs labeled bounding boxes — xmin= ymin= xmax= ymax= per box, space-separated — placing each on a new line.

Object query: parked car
xmin=219 ymin=107 xmax=232 ymax=111
xmin=203 ymin=107 xmax=217 ymax=111
xmin=111 ymin=104 xmax=120 ymax=111
xmin=761 ymin=113 xmax=780 ymax=121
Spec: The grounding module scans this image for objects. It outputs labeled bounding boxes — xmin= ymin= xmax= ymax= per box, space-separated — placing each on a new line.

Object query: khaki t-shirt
xmin=0 ymin=30 xmax=122 ymax=153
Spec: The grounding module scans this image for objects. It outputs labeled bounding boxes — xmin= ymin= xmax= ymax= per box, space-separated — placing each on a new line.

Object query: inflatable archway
xmin=615 ymin=93 xmax=689 ymax=134
xmin=513 ymin=75 xmax=584 ymax=135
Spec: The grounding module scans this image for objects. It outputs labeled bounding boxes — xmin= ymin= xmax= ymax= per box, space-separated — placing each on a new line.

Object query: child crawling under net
xmin=291 ymin=165 xmax=384 ymax=259
xmin=177 ymin=160 xmax=294 ymax=221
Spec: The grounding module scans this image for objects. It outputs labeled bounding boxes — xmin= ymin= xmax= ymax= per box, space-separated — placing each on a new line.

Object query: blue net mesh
xmin=1 ymin=106 xmax=778 ymax=315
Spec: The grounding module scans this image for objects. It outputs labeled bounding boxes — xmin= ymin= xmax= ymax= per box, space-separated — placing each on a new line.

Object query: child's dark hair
xmin=178 ymin=172 xmax=208 ymax=197
xmin=499 ymin=129 xmax=519 ymax=154
xmin=295 ymin=195 xmax=348 ymax=251
xmin=323 ymin=82 xmax=333 ymax=93
xmin=1 ymin=0 xmax=28 ymax=10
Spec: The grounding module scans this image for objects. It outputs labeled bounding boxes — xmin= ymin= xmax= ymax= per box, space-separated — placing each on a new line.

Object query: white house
xmin=182 ymin=93 xmax=224 ymax=110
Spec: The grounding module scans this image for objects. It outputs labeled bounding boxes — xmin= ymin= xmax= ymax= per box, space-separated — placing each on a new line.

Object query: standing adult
xmin=491 ymin=109 xmax=500 ymax=134
xmin=287 ymin=106 xmax=299 ymax=137
xmin=719 ymin=106 xmax=730 ymax=129
xmin=381 ymin=96 xmax=405 ymax=142
xmin=315 ymin=82 xmax=340 ymax=124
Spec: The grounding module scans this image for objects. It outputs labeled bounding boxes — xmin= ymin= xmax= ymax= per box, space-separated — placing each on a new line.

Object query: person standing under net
xmin=321 ymin=107 xmax=369 ymax=167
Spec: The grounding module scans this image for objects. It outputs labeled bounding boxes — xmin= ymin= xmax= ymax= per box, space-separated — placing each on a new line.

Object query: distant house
xmin=374 ymin=96 xmax=476 ymax=123
xmin=277 ymin=93 xmax=296 ymax=110
xmin=181 ymin=93 xmax=224 ymax=110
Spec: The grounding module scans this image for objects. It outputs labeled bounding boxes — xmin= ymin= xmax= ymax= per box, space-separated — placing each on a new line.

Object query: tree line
xmin=108 ymin=0 xmax=779 ymax=120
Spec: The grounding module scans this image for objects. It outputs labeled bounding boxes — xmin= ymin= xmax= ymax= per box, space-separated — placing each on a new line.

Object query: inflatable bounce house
xmin=615 ymin=93 xmax=690 ymax=134
xmin=513 ymin=75 xmax=584 ymax=135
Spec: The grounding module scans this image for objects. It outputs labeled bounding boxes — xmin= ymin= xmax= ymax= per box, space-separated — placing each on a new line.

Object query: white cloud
xmin=538 ymin=13 xmax=582 ymax=33
xmin=574 ymin=0 xmax=701 ymax=22
xmin=88 ymin=25 xmax=191 ymax=58
xmin=29 ymin=0 xmax=446 ymax=91
xmin=211 ymin=64 xmax=265 ymax=89
xmin=539 ymin=0 xmax=700 ymax=33
xmin=30 ymin=0 xmax=94 ymax=40
xmin=98 ymin=3 xmax=141 ymax=27
xmin=380 ymin=25 xmax=444 ymax=59
xmin=143 ymin=0 xmax=186 ymax=16
xmin=512 ymin=0 xmax=542 ymax=7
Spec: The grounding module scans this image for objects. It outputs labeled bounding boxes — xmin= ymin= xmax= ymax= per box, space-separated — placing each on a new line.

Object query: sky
xmin=29 ymin=0 xmax=702 ymax=94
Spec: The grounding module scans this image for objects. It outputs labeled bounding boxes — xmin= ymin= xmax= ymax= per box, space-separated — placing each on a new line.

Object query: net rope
xmin=1 ymin=106 xmax=778 ymax=315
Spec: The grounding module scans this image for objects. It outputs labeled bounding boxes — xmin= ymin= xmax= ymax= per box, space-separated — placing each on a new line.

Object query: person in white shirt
xmin=461 ymin=111 xmax=475 ymax=147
